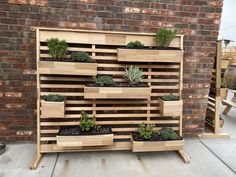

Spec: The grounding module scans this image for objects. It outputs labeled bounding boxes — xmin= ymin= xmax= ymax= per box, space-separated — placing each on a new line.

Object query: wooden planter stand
xmin=117 ymin=48 xmax=183 ymax=62
xmin=41 ymin=100 xmax=65 ymax=118
xmin=84 ymin=86 xmax=151 ymax=99
xmin=220 ymin=88 xmax=228 ymax=100
xmin=159 ymin=99 xmax=183 ymax=117
xmin=132 ymin=138 xmax=184 ymax=152
xmin=56 ymin=134 xmax=114 ymax=148
xmin=38 ymin=61 xmax=97 ymax=76
xmin=221 ymin=59 xmax=230 ymax=69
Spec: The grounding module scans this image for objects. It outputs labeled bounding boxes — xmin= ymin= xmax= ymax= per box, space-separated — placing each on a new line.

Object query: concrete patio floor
xmin=1 ymin=91 xmax=236 ymax=177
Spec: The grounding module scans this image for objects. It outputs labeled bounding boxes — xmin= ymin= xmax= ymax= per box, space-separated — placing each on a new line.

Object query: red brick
xmin=29 ymin=0 xmax=48 ymax=6
xmin=79 ymin=22 xmax=97 ymax=29
xmin=124 ymin=7 xmax=141 ymax=13
xmin=59 ymin=22 xmax=77 ymax=28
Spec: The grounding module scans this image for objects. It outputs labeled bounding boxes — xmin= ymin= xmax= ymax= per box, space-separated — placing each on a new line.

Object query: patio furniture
xmin=222 ymin=91 xmax=236 ymax=115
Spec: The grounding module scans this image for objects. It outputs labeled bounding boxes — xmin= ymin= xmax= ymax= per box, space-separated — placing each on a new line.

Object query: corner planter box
xmin=159 ymin=98 xmax=183 ymax=117
xmin=220 ymin=88 xmax=228 ymax=100
xmin=84 ymin=86 xmax=151 ymax=99
xmin=117 ymin=48 xmax=183 ymax=63
xmin=38 ymin=61 xmax=97 ymax=76
xmin=41 ymin=100 xmax=65 ymax=118
xmin=221 ymin=59 xmax=230 ymax=69
xmin=131 ymin=136 xmax=184 ymax=152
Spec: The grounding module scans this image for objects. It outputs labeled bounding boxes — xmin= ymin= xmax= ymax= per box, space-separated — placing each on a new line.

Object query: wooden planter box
xmin=38 ymin=61 xmax=97 ymax=76
xmin=41 ymin=100 xmax=65 ymax=118
xmin=84 ymin=86 xmax=151 ymax=99
xmin=221 ymin=59 xmax=230 ymax=69
xmin=159 ymin=99 xmax=183 ymax=117
xmin=117 ymin=48 xmax=183 ymax=62
xmin=132 ymin=137 xmax=184 ymax=152
xmin=220 ymin=88 xmax=228 ymax=100
xmin=56 ymin=134 xmax=113 ymax=147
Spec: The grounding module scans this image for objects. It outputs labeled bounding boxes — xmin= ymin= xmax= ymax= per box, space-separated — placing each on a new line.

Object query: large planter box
xmin=132 ymin=137 xmax=184 ymax=152
xmin=56 ymin=134 xmax=114 ymax=147
xmin=84 ymin=86 xmax=151 ymax=99
xmin=220 ymin=88 xmax=228 ymax=100
xmin=117 ymin=48 xmax=183 ymax=62
xmin=221 ymin=59 xmax=230 ymax=69
xmin=38 ymin=61 xmax=97 ymax=76
xmin=41 ymin=100 xmax=65 ymax=118
xmin=159 ymin=98 xmax=183 ymax=117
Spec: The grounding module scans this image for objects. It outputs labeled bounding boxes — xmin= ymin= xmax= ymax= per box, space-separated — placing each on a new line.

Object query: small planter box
xmin=220 ymin=88 xmax=228 ymax=100
xmin=132 ymin=137 xmax=184 ymax=152
xmin=56 ymin=134 xmax=114 ymax=147
xmin=117 ymin=48 xmax=183 ymax=63
xmin=38 ymin=61 xmax=97 ymax=76
xmin=84 ymin=86 xmax=151 ymax=99
xmin=159 ymin=98 xmax=183 ymax=117
xmin=221 ymin=59 xmax=230 ymax=69
xmin=41 ymin=100 xmax=65 ymax=118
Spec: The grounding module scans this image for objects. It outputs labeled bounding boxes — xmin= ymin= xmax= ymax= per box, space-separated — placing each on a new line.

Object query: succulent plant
xmin=43 ymin=94 xmax=65 ymax=102
xmin=137 ymin=122 xmax=155 ymax=140
xmin=70 ymin=51 xmax=94 ymax=63
xmin=158 ymin=127 xmax=179 ymax=140
xmin=127 ymin=41 xmax=144 ymax=49
xmin=79 ymin=111 xmax=97 ymax=132
xmin=123 ymin=66 xmax=144 ymax=86
xmin=161 ymin=94 xmax=179 ymax=101
xmin=95 ymin=75 xmax=115 ymax=86
xmin=47 ymin=38 xmax=68 ymax=60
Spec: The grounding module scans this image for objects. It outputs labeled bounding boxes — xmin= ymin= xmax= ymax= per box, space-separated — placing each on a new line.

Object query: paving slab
xmin=201 ymin=139 xmax=236 ymax=174
xmin=52 ymin=140 xmax=236 ymax=177
xmin=0 ymin=144 xmax=57 ymax=177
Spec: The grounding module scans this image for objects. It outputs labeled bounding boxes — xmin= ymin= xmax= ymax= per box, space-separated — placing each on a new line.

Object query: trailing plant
xmin=137 ymin=123 xmax=155 ymax=140
xmin=95 ymin=75 xmax=115 ymax=86
xmin=70 ymin=51 xmax=94 ymax=63
xmin=47 ymin=38 xmax=68 ymax=60
xmin=43 ymin=94 xmax=65 ymax=102
xmin=158 ymin=127 xmax=179 ymax=140
xmin=123 ymin=66 xmax=144 ymax=86
xmin=79 ymin=111 xmax=99 ymax=132
xmin=155 ymin=28 xmax=178 ymax=48
xmin=221 ymin=78 xmax=227 ymax=88
xmin=161 ymin=94 xmax=179 ymax=101
xmin=127 ymin=41 xmax=144 ymax=49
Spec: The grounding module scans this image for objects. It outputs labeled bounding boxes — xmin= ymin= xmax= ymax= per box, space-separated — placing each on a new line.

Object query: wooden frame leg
xmin=30 ymin=153 xmax=42 ymax=170
xmin=176 ymin=150 xmax=191 ymax=163
xmin=222 ymin=105 xmax=232 ymax=115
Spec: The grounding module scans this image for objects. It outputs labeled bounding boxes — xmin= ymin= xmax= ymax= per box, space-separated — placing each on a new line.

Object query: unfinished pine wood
xmin=220 ymin=88 xmax=228 ymax=100
xmin=118 ymin=48 xmax=183 ymax=62
xmin=38 ymin=61 xmax=97 ymax=76
xmin=159 ymin=99 xmax=183 ymax=117
xmin=56 ymin=134 xmax=113 ymax=147
xmin=132 ymin=138 xmax=184 ymax=152
xmin=41 ymin=100 xmax=65 ymax=118
xmin=84 ymin=86 xmax=151 ymax=99
xmin=221 ymin=59 xmax=230 ymax=69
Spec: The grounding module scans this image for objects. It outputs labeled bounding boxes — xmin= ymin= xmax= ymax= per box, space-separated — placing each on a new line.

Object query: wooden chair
xmin=222 ymin=91 xmax=236 ymax=115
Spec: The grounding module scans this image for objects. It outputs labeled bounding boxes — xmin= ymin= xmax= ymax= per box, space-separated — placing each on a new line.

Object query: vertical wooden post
xmin=92 ymin=44 xmax=96 ymax=116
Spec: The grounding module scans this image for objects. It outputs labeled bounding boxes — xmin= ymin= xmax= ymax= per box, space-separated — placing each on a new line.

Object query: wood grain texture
xmin=38 ymin=61 xmax=97 ymax=76
xmin=41 ymin=100 xmax=65 ymax=118
xmin=84 ymin=86 xmax=151 ymax=99
xmin=159 ymin=99 xmax=183 ymax=117
xmin=118 ymin=48 xmax=183 ymax=62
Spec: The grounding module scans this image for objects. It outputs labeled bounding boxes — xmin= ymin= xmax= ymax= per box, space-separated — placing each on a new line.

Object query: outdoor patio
xmin=1 ymin=90 xmax=236 ymax=177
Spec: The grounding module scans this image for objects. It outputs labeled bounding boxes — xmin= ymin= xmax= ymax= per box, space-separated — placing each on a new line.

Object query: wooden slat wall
xmin=206 ymin=41 xmax=221 ymax=133
xmin=36 ymin=28 xmax=184 ymax=153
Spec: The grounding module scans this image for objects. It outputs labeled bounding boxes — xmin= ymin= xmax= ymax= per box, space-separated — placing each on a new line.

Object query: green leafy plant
xmin=123 ymin=66 xmax=144 ymax=86
xmin=137 ymin=123 xmax=155 ymax=140
xmin=43 ymin=94 xmax=65 ymax=102
xmin=127 ymin=41 xmax=144 ymax=49
xmin=221 ymin=78 xmax=227 ymax=88
xmin=155 ymin=28 xmax=178 ymax=48
xmin=158 ymin=127 xmax=179 ymax=140
xmin=79 ymin=111 xmax=97 ymax=132
xmin=70 ymin=51 xmax=94 ymax=63
xmin=95 ymin=75 xmax=115 ymax=86
xmin=161 ymin=94 xmax=179 ymax=101
xmin=47 ymin=38 xmax=68 ymax=60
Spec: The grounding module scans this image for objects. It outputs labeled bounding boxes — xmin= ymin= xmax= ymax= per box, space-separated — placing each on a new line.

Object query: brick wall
xmin=0 ymin=0 xmax=223 ymax=141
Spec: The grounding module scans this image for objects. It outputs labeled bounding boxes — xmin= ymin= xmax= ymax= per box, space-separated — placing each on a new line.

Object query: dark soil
xmin=159 ymin=97 xmax=179 ymax=101
xmin=132 ymin=132 xmax=182 ymax=141
xmin=123 ymin=47 xmax=181 ymax=50
xmin=42 ymin=59 xmax=95 ymax=63
xmin=86 ymin=82 xmax=149 ymax=87
xmin=58 ymin=126 xmax=112 ymax=136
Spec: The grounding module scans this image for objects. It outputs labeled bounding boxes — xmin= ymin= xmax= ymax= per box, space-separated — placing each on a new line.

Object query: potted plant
xmin=159 ymin=94 xmax=183 ymax=117
xmin=41 ymin=94 xmax=65 ymax=118
xmin=84 ymin=66 xmax=151 ymax=99
xmin=56 ymin=111 xmax=113 ymax=147
xmin=117 ymin=28 xmax=183 ymax=62
xmin=132 ymin=123 xmax=184 ymax=152
xmin=220 ymin=78 xmax=228 ymax=100
xmin=38 ymin=38 xmax=97 ymax=76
